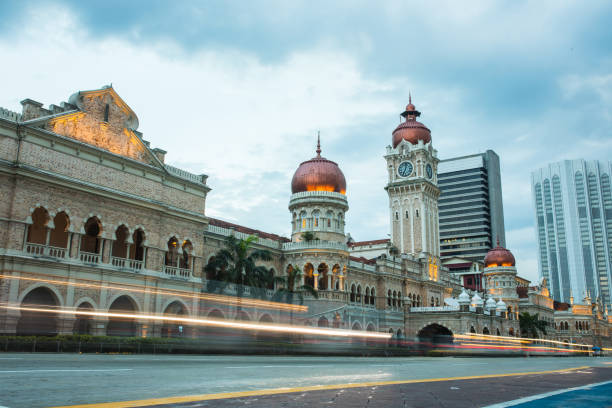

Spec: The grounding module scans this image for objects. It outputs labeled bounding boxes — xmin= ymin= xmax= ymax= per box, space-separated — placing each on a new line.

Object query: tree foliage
xmin=272 ymin=264 xmax=318 ymax=304
xmin=203 ymin=235 xmax=272 ymax=298
xmin=519 ymin=312 xmax=548 ymax=338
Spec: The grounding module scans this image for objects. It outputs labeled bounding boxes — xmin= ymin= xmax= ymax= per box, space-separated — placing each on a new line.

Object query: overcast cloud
xmin=1 ymin=1 xmax=611 ymax=282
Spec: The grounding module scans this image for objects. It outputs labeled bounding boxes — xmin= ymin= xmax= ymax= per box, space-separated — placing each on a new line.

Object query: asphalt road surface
xmin=0 ymin=353 xmax=610 ymax=407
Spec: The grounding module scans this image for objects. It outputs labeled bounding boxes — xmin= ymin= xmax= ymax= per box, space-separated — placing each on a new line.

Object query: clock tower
xmin=385 ymin=97 xmax=440 ymax=262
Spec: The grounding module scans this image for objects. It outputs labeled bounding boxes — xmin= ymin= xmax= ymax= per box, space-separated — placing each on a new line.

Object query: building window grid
xmin=601 ymin=174 xmax=612 ymax=304
xmin=543 ymin=179 xmax=561 ymax=300
xmin=588 ymin=173 xmax=610 ymax=303
xmin=552 ymin=176 xmax=571 ymax=301
xmin=534 ymin=183 xmax=550 ymax=281
xmin=575 ymin=171 xmax=597 ymax=297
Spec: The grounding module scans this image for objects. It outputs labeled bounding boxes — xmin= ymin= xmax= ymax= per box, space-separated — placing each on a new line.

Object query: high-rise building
xmin=531 ymin=160 xmax=612 ymax=306
xmin=437 ymin=150 xmax=506 ymax=263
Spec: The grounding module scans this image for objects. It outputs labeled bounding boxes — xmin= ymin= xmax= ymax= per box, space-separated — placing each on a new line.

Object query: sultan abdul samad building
xmin=0 ymin=86 xmax=610 ymax=347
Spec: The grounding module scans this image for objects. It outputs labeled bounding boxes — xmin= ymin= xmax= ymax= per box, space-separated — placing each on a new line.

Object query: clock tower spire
xmin=385 ymin=98 xmax=440 ymax=262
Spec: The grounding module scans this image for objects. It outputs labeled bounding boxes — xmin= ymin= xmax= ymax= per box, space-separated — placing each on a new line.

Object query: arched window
xmin=49 ymin=212 xmax=70 ymax=249
xmin=81 ymin=217 xmax=102 ymax=255
xmin=370 ymin=288 xmax=375 ymax=305
xmin=112 ymin=225 xmax=130 ymax=259
xmin=364 ymin=287 xmax=370 ymax=305
xmin=350 ymin=284 xmax=356 ymax=302
xmin=326 ymin=211 xmax=333 ymax=228
xmin=417 ymin=295 xmax=421 ymax=307
xmin=300 ymin=211 xmax=307 ymax=229
xmin=356 ymin=285 xmax=362 ymax=303
xmin=165 ymin=237 xmax=179 ymax=266
xmin=304 ymin=263 xmax=314 ymax=287
xmin=397 ymin=291 xmax=402 ymax=307
xmin=392 ymin=290 xmax=397 ymax=307
xmin=27 ymin=207 xmax=49 ymax=245
xmin=387 ymin=289 xmax=392 ymax=306
xmin=131 ymin=229 xmax=145 ymax=261
xmin=312 ymin=210 xmax=320 ymax=228
xmin=430 ymin=296 xmax=435 ymax=307
xmin=181 ymin=240 xmax=193 ymax=270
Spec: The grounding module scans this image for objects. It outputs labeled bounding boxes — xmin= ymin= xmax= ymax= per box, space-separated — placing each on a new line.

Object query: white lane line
xmin=483 ymin=379 xmax=612 ymax=408
xmin=225 ymin=365 xmax=320 ymax=369
xmin=0 ymin=368 xmax=134 ymax=374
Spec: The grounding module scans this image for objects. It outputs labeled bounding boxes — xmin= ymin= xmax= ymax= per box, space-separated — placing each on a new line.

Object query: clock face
xmin=398 ymin=161 xmax=413 ymax=178
xmin=426 ymin=163 xmax=433 ymax=179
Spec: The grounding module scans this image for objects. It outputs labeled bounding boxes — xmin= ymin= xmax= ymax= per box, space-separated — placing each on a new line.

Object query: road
xmin=0 ymin=354 xmax=610 ymax=407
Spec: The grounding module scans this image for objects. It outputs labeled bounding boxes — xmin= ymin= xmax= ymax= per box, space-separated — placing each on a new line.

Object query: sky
xmin=1 ymin=1 xmax=611 ymax=283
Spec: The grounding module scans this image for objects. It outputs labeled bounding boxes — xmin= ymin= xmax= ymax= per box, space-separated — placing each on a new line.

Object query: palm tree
xmin=519 ymin=312 xmax=548 ymax=338
xmin=203 ymin=235 xmax=272 ymax=302
xmin=273 ymin=264 xmax=318 ymax=325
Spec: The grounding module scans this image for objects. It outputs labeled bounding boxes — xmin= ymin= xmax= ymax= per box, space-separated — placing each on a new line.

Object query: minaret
xmin=385 ymin=97 xmax=440 ymax=260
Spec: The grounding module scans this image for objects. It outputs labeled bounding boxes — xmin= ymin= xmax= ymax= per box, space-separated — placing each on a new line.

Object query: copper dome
xmin=291 ymin=137 xmax=346 ymax=195
xmin=484 ymin=240 xmax=516 ymax=267
xmin=392 ymin=96 xmax=431 ymax=148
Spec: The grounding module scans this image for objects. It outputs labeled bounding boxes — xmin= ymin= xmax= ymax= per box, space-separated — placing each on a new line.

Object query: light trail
xmin=1 ymin=304 xmax=392 ymax=339
xmin=0 ymin=274 xmax=307 ymax=312
xmin=459 ymin=332 xmax=594 ymax=348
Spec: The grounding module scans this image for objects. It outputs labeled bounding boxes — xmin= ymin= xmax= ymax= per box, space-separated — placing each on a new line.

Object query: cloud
xmin=1 ymin=1 xmax=612 ymax=280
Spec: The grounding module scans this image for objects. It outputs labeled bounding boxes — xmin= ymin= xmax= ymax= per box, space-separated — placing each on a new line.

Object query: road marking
xmin=50 ymin=366 xmax=591 ymax=408
xmin=0 ymin=369 xmax=133 ymax=374
xmin=483 ymin=379 xmax=612 ymax=407
xmin=226 ymin=365 xmax=319 ymax=369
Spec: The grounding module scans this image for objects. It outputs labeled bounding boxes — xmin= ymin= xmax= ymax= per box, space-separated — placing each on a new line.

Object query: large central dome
xmin=392 ymin=96 xmax=431 ymax=148
xmin=291 ymin=137 xmax=346 ymax=195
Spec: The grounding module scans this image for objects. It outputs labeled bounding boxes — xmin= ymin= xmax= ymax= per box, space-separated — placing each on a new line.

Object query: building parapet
xmin=282 ymin=240 xmax=348 ymax=252
xmin=206 ymin=224 xmax=282 ymax=249
xmin=289 ymin=190 xmax=348 ymax=209
xmin=0 ymin=107 xmax=22 ymax=122
xmin=410 ymin=306 xmax=459 ymax=313
xmin=164 ymin=164 xmax=208 ymax=185
xmin=348 ymin=259 xmax=376 ymax=272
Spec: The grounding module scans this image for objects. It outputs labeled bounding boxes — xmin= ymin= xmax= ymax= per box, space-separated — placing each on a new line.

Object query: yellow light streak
xmin=458 ymin=342 xmax=591 ymax=353
xmin=0 ymin=274 xmax=307 ymax=312
xmin=1 ymin=304 xmax=392 ymax=339
xmin=459 ymin=332 xmax=594 ymax=348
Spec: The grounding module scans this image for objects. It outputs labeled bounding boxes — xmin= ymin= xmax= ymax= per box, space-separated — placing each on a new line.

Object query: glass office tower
xmin=438 ymin=150 xmax=506 ymax=263
xmin=532 ymin=160 xmax=612 ymax=306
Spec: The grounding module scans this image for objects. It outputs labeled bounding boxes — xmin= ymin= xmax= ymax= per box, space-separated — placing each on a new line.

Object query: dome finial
xmin=409 ymin=91 xmax=412 ymax=105
xmin=316 ymin=131 xmax=321 ymax=157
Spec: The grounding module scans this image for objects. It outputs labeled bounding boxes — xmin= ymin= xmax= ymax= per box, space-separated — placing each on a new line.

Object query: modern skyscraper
xmin=532 ymin=160 xmax=612 ymax=306
xmin=437 ymin=150 xmax=506 ymax=263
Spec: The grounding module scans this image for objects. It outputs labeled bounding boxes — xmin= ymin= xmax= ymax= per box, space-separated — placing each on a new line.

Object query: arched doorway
xmin=417 ymin=324 xmax=453 ymax=346
xmin=107 ymin=296 xmax=138 ymax=337
xmin=318 ymin=317 xmax=329 ymax=328
xmin=483 ymin=327 xmax=490 ymax=335
xmin=161 ymin=301 xmax=189 ymax=338
xmin=17 ymin=287 xmax=59 ymax=336
xmin=73 ymin=302 xmax=94 ymax=335
xmin=304 ymin=263 xmax=314 ymax=287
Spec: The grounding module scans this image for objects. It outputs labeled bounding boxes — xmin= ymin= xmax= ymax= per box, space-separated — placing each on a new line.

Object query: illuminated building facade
xmin=0 ymin=86 xmax=609 ymax=348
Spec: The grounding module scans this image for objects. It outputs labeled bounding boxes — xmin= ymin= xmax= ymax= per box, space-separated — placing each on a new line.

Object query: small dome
xmin=484 ymin=240 xmax=516 ymax=267
xmin=391 ymin=97 xmax=431 ymax=148
xmin=496 ymin=298 xmax=507 ymax=311
xmin=458 ymin=288 xmax=471 ymax=304
xmin=486 ymin=296 xmax=497 ymax=309
xmin=471 ymin=292 xmax=483 ymax=306
xmin=291 ymin=137 xmax=346 ymax=195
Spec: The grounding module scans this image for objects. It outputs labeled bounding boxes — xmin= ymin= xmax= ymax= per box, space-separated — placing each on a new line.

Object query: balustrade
xmin=163 ymin=265 xmax=191 ymax=278
xmin=25 ymin=243 xmax=66 ymax=258
xmin=79 ymin=252 xmax=100 ymax=264
xmin=111 ymin=256 xmax=144 ymax=271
